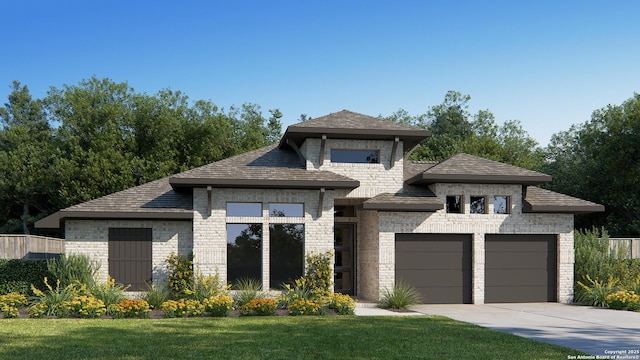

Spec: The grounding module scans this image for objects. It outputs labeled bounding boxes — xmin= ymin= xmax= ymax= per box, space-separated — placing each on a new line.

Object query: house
xmin=36 ymin=110 xmax=604 ymax=304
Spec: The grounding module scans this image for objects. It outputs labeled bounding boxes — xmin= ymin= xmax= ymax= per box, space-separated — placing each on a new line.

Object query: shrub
xmin=167 ymin=252 xmax=194 ymax=299
xmin=142 ymin=283 xmax=170 ymax=309
xmin=70 ymin=295 xmax=106 ymax=318
xmin=303 ymin=251 xmax=333 ymax=299
xmin=30 ymin=278 xmax=80 ymax=317
xmin=0 ymin=259 xmax=53 ymax=296
xmin=0 ymin=292 xmax=28 ymax=318
xmin=378 ymin=280 xmax=421 ymax=309
xmin=186 ymin=272 xmax=228 ymax=302
xmin=161 ymin=298 xmax=203 ymax=318
xmin=576 ymin=275 xmax=619 ymax=307
xmin=330 ymin=293 xmax=356 ymax=315
xmin=113 ymin=299 xmax=151 ymax=318
xmin=239 ymin=298 xmax=278 ymax=316
xmin=47 ymin=254 xmax=100 ymax=288
xmin=90 ymin=276 xmax=127 ymax=308
xmin=279 ymin=279 xmax=313 ymax=309
xmin=287 ymin=299 xmax=324 ymax=316
xmin=605 ymin=290 xmax=640 ymax=310
xmin=27 ymin=302 xmax=47 ymax=318
xmin=202 ymin=295 xmax=234 ymax=317
xmin=232 ymin=277 xmax=264 ymax=307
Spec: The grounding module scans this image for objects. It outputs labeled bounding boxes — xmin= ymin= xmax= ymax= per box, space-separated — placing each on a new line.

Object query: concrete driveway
xmin=410 ymin=303 xmax=640 ymax=356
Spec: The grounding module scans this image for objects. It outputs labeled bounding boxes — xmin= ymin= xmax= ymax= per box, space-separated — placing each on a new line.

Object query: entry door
xmin=334 ymin=223 xmax=355 ymax=295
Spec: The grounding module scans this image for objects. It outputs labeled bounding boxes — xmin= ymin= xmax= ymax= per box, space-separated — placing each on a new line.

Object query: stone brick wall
xmin=193 ymin=187 xmax=336 ymax=289
xmin=375 ymin=183 xmax=575 ymax=304
xmin=65 ymin=219 xmax=193 ymax=285
xmin=301 ymin=138 xmax=404 ymax=198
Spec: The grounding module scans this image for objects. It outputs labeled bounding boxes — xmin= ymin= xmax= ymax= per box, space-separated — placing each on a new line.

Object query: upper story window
xmin=226 ymin=202 xmax=262 ymax=217
xmin=493 ymin=196 xmax=510 ymax=214
xmin=446 ymin=195 xmax=463 ymax=213
xmin=331 ymin=149 xmax=379 ymax=164
xmin=470 ymin=196 xmax=486 ymax=214
xmin=269 ymin=203 xmax=304 ymax=217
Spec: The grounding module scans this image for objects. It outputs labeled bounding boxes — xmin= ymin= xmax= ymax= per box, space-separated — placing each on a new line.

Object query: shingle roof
xmin=404 ymin=160 xmax=438 ymax=182
xmin=170 ymin=145 xmax=359 ymax=189
xmin=279 ymin=110 xmax=430 ymax=150
xmin=524 ymin=186 xmax=605 ymax=214
xmin=35 ymin=177 xmax=193 ymax=228
xmin=406 ymin=153 xmax=552 ymax=185
xmin=362 ymin=188 xmax=443 ymax=212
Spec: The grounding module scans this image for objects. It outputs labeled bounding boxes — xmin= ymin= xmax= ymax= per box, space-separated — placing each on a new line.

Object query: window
xmin=331 ymin=149 xmax=379 ymax=164
xmin=269 ymin=203 xmax=304 ymax=217
xmin=470 ymin=196 xmax=486 ymax=214
xmin=226 ymin=203 xmax=261 ymax=217
xmin=493 ymin=196 xmax=510 ymax=214
xmin=269 ymin=224 xmax=304 ymax=288
xmin=446 ymin=195 xmax=463 ymax=213
xmin=227 ymin=224 xmax=262 ymax=286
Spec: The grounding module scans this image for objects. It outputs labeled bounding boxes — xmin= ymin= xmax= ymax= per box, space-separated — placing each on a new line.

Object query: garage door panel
xmin=485 ymin=234 xmax=556 ymax=303
xmin=397 ymin=269 xmax=471 ymax=287
xmin=485 ymin=240 xmax=553 ymax=252
xmin=395 ymin=233 xmax=472 ymax=304
xmin=485 ymin=286 xmax=554 ymax=303
xmin=486 ymin=253 xmax=554 ymax=269
xmin=413 ymin=286 xmax=472 ymax=304
xmin=485 ymin=269 xmax=554 ymax=287
xmin=396 ymin=251 xmax=471 ymax=270
xmin=396 ymin=239 xmax=469 ymax=252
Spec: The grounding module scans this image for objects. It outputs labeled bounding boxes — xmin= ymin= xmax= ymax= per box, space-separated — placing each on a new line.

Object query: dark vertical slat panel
xmin=108 ymin=228 xmax=152 ymax=291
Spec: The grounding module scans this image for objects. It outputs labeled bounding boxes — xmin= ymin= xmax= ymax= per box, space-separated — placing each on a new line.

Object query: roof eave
xmin=408 ymin=173 xmax=552 ymax=185
xmin=522 ymin=202 xmax=606 ymax=214
xmin=170 ymin=178 xmax=360 ymax=190
xmin=35 ymin=210 xmax=194 ymax=229
xmin=278 ymin=127 xmax=430 ymax=149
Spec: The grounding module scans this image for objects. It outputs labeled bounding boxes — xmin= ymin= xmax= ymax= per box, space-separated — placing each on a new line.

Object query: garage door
xmin=395 ymin=234 xmax=472 ymax=304
xmin=485 ymin=234 xmax=557 ymax=303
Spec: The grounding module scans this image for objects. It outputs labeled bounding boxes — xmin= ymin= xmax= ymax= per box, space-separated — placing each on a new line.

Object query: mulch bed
xmin=5 ymin=308 xmax=338 ymax=319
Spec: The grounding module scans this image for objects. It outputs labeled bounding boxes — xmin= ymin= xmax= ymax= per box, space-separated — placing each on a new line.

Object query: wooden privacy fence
xmin=609 ymin=238 xmax=640 ymax=259
xmin=0 ymin=234 xmax=65 ymax=259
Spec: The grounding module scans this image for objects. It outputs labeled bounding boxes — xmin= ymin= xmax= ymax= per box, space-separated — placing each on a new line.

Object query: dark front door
xmin=334 ymin=223 xmax=355 ymax=295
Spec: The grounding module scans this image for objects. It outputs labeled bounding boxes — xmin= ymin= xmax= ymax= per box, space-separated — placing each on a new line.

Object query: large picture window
xmin=227 ymin=224 xmax=262 ymax=286
xmin=269 ymin=224 xmax=304 ymax=288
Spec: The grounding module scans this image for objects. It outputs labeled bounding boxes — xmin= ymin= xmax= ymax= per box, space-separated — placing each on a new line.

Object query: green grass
xmin=0 ymin=316 xmax=583 ymax=359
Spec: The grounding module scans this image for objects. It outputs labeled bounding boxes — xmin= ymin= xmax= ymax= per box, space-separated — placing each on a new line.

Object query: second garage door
xmin=485 ymin=234 xmax=557 ymax=303
xmin=395 ymin=233 xmax=472 ymax=304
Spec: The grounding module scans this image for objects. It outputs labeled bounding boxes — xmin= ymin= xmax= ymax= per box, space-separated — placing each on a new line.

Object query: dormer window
xmin=331 ymin=149 xmax=379 ymax=164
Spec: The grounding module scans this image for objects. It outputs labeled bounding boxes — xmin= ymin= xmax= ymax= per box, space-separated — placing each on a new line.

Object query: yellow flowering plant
xmin=605 ymin=290 xmax=640 ymax=310
xmin=0 ymin=292 xmax=28 ymax=318
xmin=287 ymin=298 xmax=324 ymax=316
xmin=329 ymin=293 xmax=356 ymax=315
xmin=202 ymin=295 xmax=234 ymax=317
xmin=239 ymin=298 xmax=278 ymax=316
xmin=115 ymin=299 xmax=151 ymax=318
xmin=70 ymin=295 xmax=106 ymax=318
xmin=161 ymin=298 xmax=203 ymax=317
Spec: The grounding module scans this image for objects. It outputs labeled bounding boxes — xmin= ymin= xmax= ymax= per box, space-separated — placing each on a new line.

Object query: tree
xmin=386 ymin=91 xmax=544 ymax=171
xmin=543 ymin=93 xmax=640 ymax=235
xmin=0 ymin=81 xmax=60 ymax=233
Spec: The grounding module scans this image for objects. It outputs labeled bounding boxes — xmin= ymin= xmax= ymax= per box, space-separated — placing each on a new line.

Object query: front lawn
xmin=0 ymin=316 xmax=582 ymax=359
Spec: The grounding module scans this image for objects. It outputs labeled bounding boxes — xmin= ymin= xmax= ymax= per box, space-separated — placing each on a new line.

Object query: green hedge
xmin=0 ymin=259 xmax=55 ymax=296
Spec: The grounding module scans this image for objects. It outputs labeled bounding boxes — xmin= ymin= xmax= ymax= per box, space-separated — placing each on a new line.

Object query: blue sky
xmin=2 ymin=1 xmax=639 ymax=146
